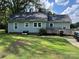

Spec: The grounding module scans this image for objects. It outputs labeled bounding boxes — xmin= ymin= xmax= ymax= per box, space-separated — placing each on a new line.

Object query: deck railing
xmin=46 ymin=28 xmax=72 ymax=35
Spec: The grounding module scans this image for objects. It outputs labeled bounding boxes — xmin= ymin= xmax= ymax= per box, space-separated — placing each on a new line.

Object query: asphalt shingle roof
xmin=10 ymin=12 xmax=47 ymax=20
xmin=50 ymin=15 xmax=71 ymax=22
xmin=9 ymin=12 xmax=71 ymax=22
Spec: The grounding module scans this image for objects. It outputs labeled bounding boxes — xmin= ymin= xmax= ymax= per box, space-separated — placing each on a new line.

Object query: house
xmin=8 ymin=2 xmax=72 ymax=34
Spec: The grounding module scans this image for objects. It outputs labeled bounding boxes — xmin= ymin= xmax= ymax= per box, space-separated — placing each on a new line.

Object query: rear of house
xmin=8 ymin=12 xmax=71 ymax=34
xmin=8 ymin=2 xmax=72 ymax=34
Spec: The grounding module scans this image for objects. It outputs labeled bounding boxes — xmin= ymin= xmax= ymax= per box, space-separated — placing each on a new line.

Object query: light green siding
xmin=8 ymin=21 xmax=70 ymax=33
xmin=47 ymin=22 xmax=70 ymax=29
xmin=8 ymin=22 xmax=46 ymax=33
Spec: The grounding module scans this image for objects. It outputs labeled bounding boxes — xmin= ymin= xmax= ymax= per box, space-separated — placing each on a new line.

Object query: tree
xmin=75 ymin=22 xmax=79 ymax=28
xmin=70 ymin=24 xmax=76 ymax=29
xmin=0 ymin=0 xmax=12 ymax=30
xmin=70 ymin=22 xmax=79 ymax=29
xmin=7 ymin=0 xmax=40 ymax=14
xmin=0 ymin=0 xmax=40 ymax=14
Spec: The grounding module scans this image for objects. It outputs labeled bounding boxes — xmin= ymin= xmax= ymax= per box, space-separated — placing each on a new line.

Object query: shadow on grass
xmin=0 ymin=33 xmax=72 ymax=59
xmin=31 ymin=35 xmax=70 ymax=45
xmin=0 ymin=34 xmax=53 ymax=58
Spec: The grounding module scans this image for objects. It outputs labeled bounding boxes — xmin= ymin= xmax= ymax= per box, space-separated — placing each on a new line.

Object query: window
xmin=25 ymin=9 xmax=27 ymax=12
xmin=34 ymin=23 xmax=37 ymax=27
xmin=33 ymin=22 xmax=42 ymax=28
xmin=15 ymin=15 xmax=19 ymax=17
xmin=38 ymin=23 xmax=41 ymax=27
xmin=63 ymin=27 xmax=66 ymax=29
xmin=25 ymin=23 xmax=29 ymax=27
xmin=30 ymin=8 xmax=33 ymax=12
xmin=50 ymin=23 xmax=54 ymax=27
xmin=14 ymin=23 xmax=17 ymax=29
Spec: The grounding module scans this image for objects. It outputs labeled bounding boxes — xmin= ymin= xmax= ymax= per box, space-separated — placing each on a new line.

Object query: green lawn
xmin=0 ymin=30 xmax=79 ymax=59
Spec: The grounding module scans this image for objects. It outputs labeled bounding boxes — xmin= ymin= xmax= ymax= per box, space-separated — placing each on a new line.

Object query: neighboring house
xmin=8 ymin=2 xmax=72 ymax=34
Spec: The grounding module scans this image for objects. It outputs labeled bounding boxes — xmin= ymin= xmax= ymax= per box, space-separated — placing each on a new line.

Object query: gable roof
xmin=9 ymin=12 xmax=71 ymax=23
xmin=9 ymin=12 xmax=48 ymax=22
xmin=49 ymin=15 xmax=72 ymax=22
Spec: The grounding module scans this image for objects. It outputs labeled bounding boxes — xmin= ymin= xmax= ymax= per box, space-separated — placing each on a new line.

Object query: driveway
xmin=65 ymin=37 xmax=79 ymax=48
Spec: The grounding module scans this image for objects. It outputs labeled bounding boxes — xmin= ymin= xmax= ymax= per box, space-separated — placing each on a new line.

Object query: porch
xmin=46 ymin=28 xmax=72 ymax=35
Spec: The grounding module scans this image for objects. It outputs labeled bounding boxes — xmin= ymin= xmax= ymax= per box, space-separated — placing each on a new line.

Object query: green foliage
xmin=0 ymin=0 xmax=40 ymax=14
xmin=39 ymin=28 xmax=47 ymax=35
xmin=48 ymin=11 xmax=53 ymax=15
xmin=75 ymin=22 xmax=79 ymax=28
xmin=59 ymin=31 xmax=64 ymax=36
xmin=70 ymin=24 xmax=76 ymax=29
xmin=70 ymin=22 xmax=79 ymax=29
xmin=0 ymin=23 xmax=6 ymax=29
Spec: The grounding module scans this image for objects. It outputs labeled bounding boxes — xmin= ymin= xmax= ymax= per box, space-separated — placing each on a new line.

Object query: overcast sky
xmin=40 ymin=0 xmax=79 ymax=23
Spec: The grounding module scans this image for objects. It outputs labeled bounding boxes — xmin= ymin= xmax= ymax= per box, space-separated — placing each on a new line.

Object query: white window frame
xmin=33 ymin=22 xmax=37 ymax=28
xmin=13 ymin=22 xmax=18 ymax=30
xmin=49 ymin=23 xmax=54 ymax=28
xmin=24 ymin=22 xmax=29 ymax=28
xmin=38 ymin=22 xmax=42 ymax=28
xmin=33 ymin=22 xmax=42 ymax=28
xmin=29 ymin=8 xmax=33 ymax=12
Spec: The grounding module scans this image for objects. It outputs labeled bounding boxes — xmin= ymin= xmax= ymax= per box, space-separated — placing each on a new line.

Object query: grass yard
xmin=0 ymin=30 xmax=79 ymax=59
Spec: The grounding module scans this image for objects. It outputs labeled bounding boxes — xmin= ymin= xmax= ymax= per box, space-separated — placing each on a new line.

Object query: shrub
xmin=0 ymin=23 xmax=8 ymax=33
xmin=0 ymin=24 xmax=6 ymax=29
xmin=39 ymin=28 xmax=47 ymax=35
xmin=59 ymin=30 xmax=64 ymax=36
xmin=23 ymin=31 xmax=29 ymax=34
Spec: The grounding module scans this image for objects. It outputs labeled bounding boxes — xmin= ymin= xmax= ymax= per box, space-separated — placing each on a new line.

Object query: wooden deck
xmin=46 ymin=28 xmax=72 ymax=35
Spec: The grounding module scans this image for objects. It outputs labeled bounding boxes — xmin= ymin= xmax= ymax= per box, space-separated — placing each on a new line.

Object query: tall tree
xmin=0 ymin=0 xmax=40 ymax=14
xmin=7 ymin=0 xmax=40 ymax=14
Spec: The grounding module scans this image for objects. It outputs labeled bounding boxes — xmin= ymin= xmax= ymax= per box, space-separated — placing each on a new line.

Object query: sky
xmin=40 ymin=0 xmax=79 ymax=23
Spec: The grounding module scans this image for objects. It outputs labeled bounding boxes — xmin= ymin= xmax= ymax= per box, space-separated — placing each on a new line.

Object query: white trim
xmin=38 ymin=22 xmax=42 ymax=28
xmin=33 ymin=22 xmax=42 ymax=28
xmin=33 ymin=22 xmax=37 ymax=28
xmin=13 ymin=22 xmax=18 ymax=30
xmin=24 ymin=22 xmax=29 ymax=28
xmin=49 ymin=23 xmax=54 ymax=28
